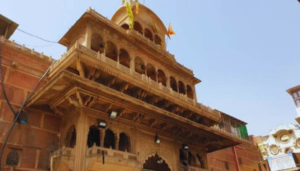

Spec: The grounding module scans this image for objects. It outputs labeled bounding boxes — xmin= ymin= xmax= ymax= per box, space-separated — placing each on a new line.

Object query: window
xmin=238 ymin=157 xmax=242 ymax=165
xmin=6 ymin=150 xmax=19 ymax=167
xmin=224 ymin=162 xmax=229 ymax=170
xmin=293 ymin=92 xmax=298 ymax=99
xmin=296 ymin=100 xmax=300 ymax=107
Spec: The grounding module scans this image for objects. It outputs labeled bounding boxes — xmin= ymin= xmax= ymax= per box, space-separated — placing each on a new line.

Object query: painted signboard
xmin=267 ymin=153 xmax=296 ymax=171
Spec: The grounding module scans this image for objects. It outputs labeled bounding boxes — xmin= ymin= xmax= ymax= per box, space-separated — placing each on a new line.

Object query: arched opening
xmin=170 ymin=77 xmax=178 ymax=92
xmin=65 ymin=125 xmax=76 ymax=148
xmin=87 ymin=126 xmax=100 ymax=148
xmin=144 ymin=28 xmax=153 ymax=41
xmin=186 ymin=85 xmax=193 ymax=99
xmin=154 ymin=35 xmax=162 ymax=46
xmin=121 ymin=24 xmax=129 ymax=30
xmin=178 ymin=81 xmax=186 ymax=95
xmin=119 ymin=133 xmax=130 ymax=152
xmin=147 ymin=63 xmax=156 ymax=81
xmin=6 ymin=150 xmax=19 ymax=167
xmin=91 ymin=33 xmax=104 ymax=54
xmin=105 ymin=41 xmax=118 ymax=62
xmin=119 ymin=49 xmax=131 ymax=68
xmin=134 ymin=22 xmax=143 ymax=34
xmin=135 ymin=57 xmax=146 ymax=75
xmin=196 ymin=154 xmax=205 ymax=168
xmin=143 ymin=154 xmax=171 ymax=171
xmin=104 ymin=129 xmax=115 ymax=149
xmin=188 ymin=151 xmax=196 ymax=167
xmin=157 ymin=70 xmax=167 ymax=86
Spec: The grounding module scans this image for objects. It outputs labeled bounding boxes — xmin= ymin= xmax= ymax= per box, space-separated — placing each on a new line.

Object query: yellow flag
xmin=126 ymin=1 xmax=134 ymax=29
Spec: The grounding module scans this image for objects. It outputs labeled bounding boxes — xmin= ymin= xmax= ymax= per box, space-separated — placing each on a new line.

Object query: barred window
xmin=6 ymin=150 xmax=19 ymax=166
xmin=225 ymin=162 xmax=229 ymax=170
xmin=238 ymin=157 xmax=242 ymax=165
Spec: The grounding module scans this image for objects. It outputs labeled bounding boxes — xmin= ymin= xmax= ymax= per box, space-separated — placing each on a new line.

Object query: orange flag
xmin=167 ymin=23 xmax=176 ymax=38
xmin=133 ymin=0 xmax=139 ymax=14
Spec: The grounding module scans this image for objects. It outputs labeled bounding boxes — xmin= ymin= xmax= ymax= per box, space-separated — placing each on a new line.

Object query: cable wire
xmin=17 ymin=28 xmax=58 ymax=44
xmin=0 ymin=40 xmax=55 ymax=170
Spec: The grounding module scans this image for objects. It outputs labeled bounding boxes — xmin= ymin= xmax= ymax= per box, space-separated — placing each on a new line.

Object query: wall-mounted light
xmin=110 ymin=111 xmax=117 ymax=119
xmin=157 ymin=158 xmax=163 ymax=164
xmin=182 ymin=144 xmax=189 ymax=150
xmin=155 ymin=135 xmax=160 ymax=144
xmin=97 ymin=119 xmax=107 ymax=129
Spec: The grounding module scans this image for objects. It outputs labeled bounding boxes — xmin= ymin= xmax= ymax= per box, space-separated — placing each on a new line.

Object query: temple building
xmin=0 ymin=1 xmax=261 ymax=171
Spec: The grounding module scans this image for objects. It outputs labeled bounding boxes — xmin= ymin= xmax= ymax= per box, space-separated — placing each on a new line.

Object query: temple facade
xmin=0 ymin=2 xmax=261 ymax=171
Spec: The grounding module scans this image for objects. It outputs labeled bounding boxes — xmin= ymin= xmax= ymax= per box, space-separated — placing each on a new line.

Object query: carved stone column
xmin=74 ymin=109 xmax=89 ymax=171
xmin=100 ymin=129 xmax=105 ymax=147
xmin=84 ymin=24 xmax=92 ymax=49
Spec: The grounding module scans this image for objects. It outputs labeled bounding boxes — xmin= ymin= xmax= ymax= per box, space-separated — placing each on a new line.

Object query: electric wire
xmin=17 ymin=28 xmax=58 ymax=44
xmin=0 ymin=39 xmax=55 ymax=170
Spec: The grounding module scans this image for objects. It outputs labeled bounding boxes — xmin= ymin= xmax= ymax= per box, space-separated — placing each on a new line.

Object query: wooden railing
xmin=210 ymin=125 xmax=253 ymax=144
xmin=86 ymin=144 xmax=138 ymax=161
xmin=50 ymin=43 xmax=221 ymax=119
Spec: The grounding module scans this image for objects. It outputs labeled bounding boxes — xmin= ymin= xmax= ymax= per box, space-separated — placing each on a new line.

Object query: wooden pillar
xmin=74 ymin=110 xmax=89 ymax=171
xmin=100 ymin=129 xmax=105 ymax=147
xmin=115 ymin=133 xmax=120 ymax=150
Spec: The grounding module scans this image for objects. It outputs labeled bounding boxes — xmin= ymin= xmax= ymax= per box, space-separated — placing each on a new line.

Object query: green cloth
xmin=238 ymin=125 xmax=248 ymax=138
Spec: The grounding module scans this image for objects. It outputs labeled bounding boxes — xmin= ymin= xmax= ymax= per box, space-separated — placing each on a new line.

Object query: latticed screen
xmin=6 ymin=150 xmax=19 ymax=166
xmin=238 ymin=125 xmax=248 ymax=138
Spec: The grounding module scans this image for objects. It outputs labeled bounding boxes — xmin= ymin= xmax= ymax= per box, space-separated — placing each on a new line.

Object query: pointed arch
xmin=119 ymin=132 xmax=131 ymax=152
xmin=155 ymin=35 xmax=162 ymax=45
xmin=157 ymin=69 xmax=167 ymax=86
xmin=134 ymin=21 xmax=143 ymax=34
xmin=135 ymin=57 xmax=146 ymax=74
xmin=170 ymin=77 xmax=178 ymax=92
xmin=91 ymin=33 xmax=104 ymax=54
xmin=65 ymin=125 xmax=76 ymax=148
xmin=178 ymin=81 xmax=186 ymax=95
xmin=121 ymin=24 xmax=129 ymax=30
xmin=187 ymin=85 xmax=193 ymax=99
xmin=144 ymin=28 xmax=153 ymax=41
xmin=104 ymin=129 xmax=115 ymax=149
xmin=146 ymin=63 xmax=156 ymax=81
xmin=105 ymin=41 xmax=118 ymax=62
xmin=87 ymin=126 xmax=100 ymax=148
xmin=143 ymin=154 xmax=171 ymax=171
xmin=119 ymin=48 xmax=131 ymax=68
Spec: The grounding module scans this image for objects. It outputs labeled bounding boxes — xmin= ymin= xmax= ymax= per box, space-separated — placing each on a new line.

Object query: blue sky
xmin=1 ymin=0 xmax=300 ymax=136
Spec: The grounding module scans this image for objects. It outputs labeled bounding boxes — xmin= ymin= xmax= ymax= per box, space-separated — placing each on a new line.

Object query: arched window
xmin=179 ymin=149 xmax=188 ymax=167
xmin=187 ymin=85 xmax=193 ymax=99
xmin=121 ymin=24 xmax=129 ymax=30
xmin=154 ymin=35 xmax=162 ymax=46
xmin=6 ymin=150 xmax=19 ymax=167
xmin=119 ymin=49 xmax=131 ymax=68
xmin=170 ymin=77 xmax=178 ymax=92
xmin=91 ymin=33 xmax=104 ymax=54
xmin=134 ymin=57 xmax=145 ymax=75
xmin=119 ymin=133 xmax=130 ymax=152
xmin=144 ymin=28 xmax=153 ymax=41
xmin=188 ymin=151 xmax=196 ymax=166
xmin=146 ymin=63 xmax=156 ymax=81
xmin=105 ymin=41 xmax=118 ymax=62
xmin=104 ymin=129 xmax=115 ymax=149
xmin=87 ymin=126 xmax=100 ymax=148
xmin=178 ymin=81 xmax=186 ymax=95
xmin=134 ymin=22 xmax=143 ymax=34
xmin=157 ymin=70 xmax=167 ymax=86
xmin=65 ymin=125 xmax=76 ymax=148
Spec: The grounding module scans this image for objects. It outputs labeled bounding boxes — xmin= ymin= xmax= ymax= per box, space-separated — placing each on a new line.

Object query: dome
xmin=111 ymin=1 xmax=167 ymax=47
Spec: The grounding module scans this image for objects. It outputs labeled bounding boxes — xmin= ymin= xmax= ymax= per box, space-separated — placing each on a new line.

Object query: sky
xmin=1 ymin=0 xmax=300 ymax=136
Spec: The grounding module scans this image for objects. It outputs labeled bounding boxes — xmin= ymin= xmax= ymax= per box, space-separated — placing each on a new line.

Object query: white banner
xmin=267 ymin=153 xmax=296 ymax=171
